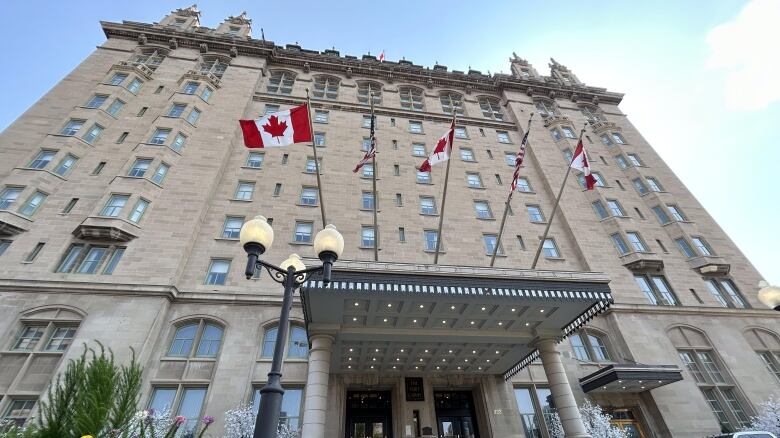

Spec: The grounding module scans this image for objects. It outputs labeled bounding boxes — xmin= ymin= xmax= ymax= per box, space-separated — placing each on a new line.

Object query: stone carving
xmin=570 ymin=93 xmax=579 ymax=102
xmin=526 ymin=87 xmax=534 ymax=96
xmin=174 ymin=4 xmax=200 ymax=18
xmin=426 ymin=78 xmax=433 ymax=89
xmin=548 ymin=90 xmax=556 ymax=99
xmin=138 ymin=34 xmax=147 ymax=45
xmin=168 ymin=38 xmax=178 ymax=49
xmin=226 ymin=11 xmax=251 ymax=25
xmin=230 ymin=46 xmax=238 ymax=58
xmin=345 ymin=67 xmax=352 ymax=78
xmin=303 ymin=62 xmax=310 ymax=73
xmin=465 ymin=84 xmax=473 ymax=95
xmin=592 ymin=95 xmax=599 ymax=105
xmin=199 ymin=43 xmax=208 ymax=53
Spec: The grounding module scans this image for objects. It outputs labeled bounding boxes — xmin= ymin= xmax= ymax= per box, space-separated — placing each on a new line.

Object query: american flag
xmin=509 ymin=131 xmax=530 ymax=195
xmin=353 ymin=113 xmax=376 ymax=173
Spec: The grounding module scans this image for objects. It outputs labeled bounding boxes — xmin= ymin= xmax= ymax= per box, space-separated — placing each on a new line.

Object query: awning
xmin=579 ymin=364 xmax=683 ymax=393
xmin=299 ymin=262 xmax=613 ymax=378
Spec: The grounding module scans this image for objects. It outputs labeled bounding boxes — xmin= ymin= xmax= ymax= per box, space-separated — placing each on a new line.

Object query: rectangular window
xmin=246 ymin=152 xmax=264 ymax=168
xmin=626 ymin=232 xmax=648 ymax=252
xmin=667 ymin=204 xmax=687 ymax=221
xmin=505 ymin=153 xmax=516 ymax=166
xmin=656 ymin=239 xmax=668 ymax=253
xmin=415 ymin=170 xmax=430 ymax=184
xmin=13 ymin=326 xmax=45 ymax=351
xmin=314 ymin=110 xmax=328 ymax=123
xmin=615 ymin=155 xmax=629 ymax=169
xmin=395 ymin=193 xmax=403 ymax=206
xmin=186 ymin=108 xmax=201 ymax=125
xmin=300 ymin=187 xmax=318 ymax=205
xmin=265 ymin=104 xmax=280 ymax=115
xmin=409 ymin=121 xmax=423 ymax=134
xmin=85 ymin=94 xmax=108 ymax=109
xmin=632 ymin=178 xmax=648 ymax=195
xmin=483 ymin=234 xmax=503 ymax=255
xmin=497 ymin=131 xmax=511 ymax=143
xmin=675 ymin=238 xmax=697 ymax=258
xmin=151 ymin=163 xmax=169 ymax=184
xmin=474 ymin=201 xmax=493 ymax=219
xmin=600 ymin=134 xmax=613 ymax=146
xmin=127 ymin=78 xmax=142 ymax=94
xmin=100 ymin=194 xmax=129 ymax=217
xmin=646 ymin=177 xmax=664 ymax=192
xmin=53 ymin=154 xmax=78 ymax=176
xmin=57 ymin=244 xmax=84 ymax=273
xmin=150 ymin=128 xmax=171 ymax=145
xmin=24 ymin=242 xmax=45 ymax=262
xmin=184 ymin=81 xmax=199 ymax=94
xmin=128 ymin=198 xmax=149 ymax=223
xmin=361 ymin=138 xmax=372 ymax=151
xmin=611 ymin=233 xmax=630 ymax=255
xmin=0 ymin=187 xmax=23 ymax=210
xmin=398 ymin=227 xmax=406 ymax=242
xmin=361 ymin=191 xmax=374 ymax=210
xmin=234 ymin=182 xmax=255 ymax=200
xmin=205 ymin=259 xmax=230 ymax=285
xmin=273 ymin=183 xmax=282 ymax=197
xmin=201 ymin=87 xmax=213 ymax=102
xmin=171 ymin=133 xmax=186 ymax=152
xmin=526 ymin=205 xmax=545 ymax=223
xmin=606 ymin=200 xmax=625 ymax=217
xmin=19 ymin=191 xmax=47 ymax=216
xmin=561 ymin=126 xmax=576 ymax=139
xmin=412 ymin=143 xmax=426 ymax=157
xmin=516 ymin=235 xmax=526 ymax=250
xmin=62 ymin=198 xmax=78 ymax=214
xmin=91 ymin=162 xmax=106 ymax=175
xmin=251 ymin=387 xmax=303 ymax=427
xmin=116 ymin=132 xmax=129 ymax=144
xmin=627 ymin=153 xmax=643 ymax=166
xmin=393 ymin=164 xmax=400 ymax=176
xmin=542 ymin=239 xmax=560 ymax=258
xmin=460 ymin=148 xmax=475 ymax=161
xmin=651 ymin=205 xmax=671 ymax=224
xmin=222 ymin=216 xmax=244 ymax=239
xmin=2 ymin=399 xmax=36 ymax=427
xmin=692 ymin=236 xmax=713 ymax=256
xmin=45 ymin=326 xmax=77 ymax=351
xmin=29 ymin=150 xmax=56 ymax=169
xmin=592 ymin=201 xmax=609 ymax=219
xmin=109 ymin=72 xmax=128 ymax=85
xmin=77 ymin=246 xmax=108 ymax=274
xmin=60 ymin=119 xmax=85 ymax=136
xmin=420 ymin=197 xmax=436 ymax=215
xmin=362 ymin=115 xmax=372 ymax=129
xmin=454 ymin=126 xmax=468 ymax=139
xmin=361 ymin=226 xmax=375 ymax=247
xmin=592 ymin=172 xmax=606 ymax=187
xmin=612 ymin=132 xmax=626 ymax=144
xmin=515 ymin=177 xmax=532 ymax=192
xmin=102 ymin=247 xmax=124 ymax=274
xmin=466 ymin=173 xmax=483 ymax=188
xmin=635 ymin=275 xmax=677 ymax=305
xmin=168 ymin=103 xmax=187 ymax=117
xmin=314 ymin=132 xmax=326 ymax=147
xmin=155 ymin=85 xmax=165 ymax=94
xmin=128 ymin=158 xmax=152 ymax=177
xmin=294 ymin=221 xmax=313 ymax=243
xmin=0 ymin=239 xmax=10 ymax=256
xmin=424 ymin=230 xmax=439 ymax=251
xmin=495 ymin=174 xmax=503 ymax=185
xmin=137 ymin=107 xmax=148 ymax=117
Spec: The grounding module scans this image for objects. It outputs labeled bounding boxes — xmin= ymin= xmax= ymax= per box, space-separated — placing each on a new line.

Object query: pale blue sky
xmin=1 ymin=1 xmax=777 ymax=284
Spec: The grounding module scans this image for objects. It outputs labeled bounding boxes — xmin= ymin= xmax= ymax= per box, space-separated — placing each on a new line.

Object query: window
xmin=309 ymin=110 xmax=329 ymax=126
xmin=288 ymin=326 xmax=309 ymax=358
xmin=128 ymin=198 xmax=149 ymax=223
xmin=534 ymin=99 xmax=558 ymax=118
xmin=646 ymin=177 xmax=664 ymax=192
xmin=656 ymin=239 xmax=669 ymax=253
xmin=632 ymin=178 xmax=648 ymax=195
xmin=85 ymin=94 xmax=108 ymax=109
xmin=460 ymin=148 xmax=475 ymax=161
xmin=626 ymin=232 xmax=648 ymax=252
xmin=361 ymin=137 xmax=372 ymax=151
xmin=150 ymin=128 xmax=171 ymax=145
xmin=273 ymin=183 xmax=282 ymax=197
xmin=707 ymin=279 xmax=747 ymax=308
xmin=420 ymin=197 xmax=436 ymax=215
xmin=228 ymin=26 xmax=240 ymax=35
xmin=29 ymin=150 xmax=56 ymax=169
xmin=150 ymin=387 xmax=208 ymax=434
xmin=466 ymin=172 xmax=483 ymax=188
xmin=454 ymin=127 xmax=468 ymax=139
xmin=615 ymin=155 xmax=629 ymax=169
xmin=261 ymin=326 xmax=278 ymax=358
xmin=100 ymin=194 xmax=129 ymax=217
xmin=440 ymin=92 xmax=464 ymax=115
xmin=612 ymin=132 xmax=626 ymax=144
xmin=127 ymin=78 xmax=143 ymax=94
xmin=667 ymin=204 xmax=687 ymax=221
xmin=483 ymin=234 xmax=503 ymax=255
xmin=77 ymin=246 xmax=108 ymax=274
xmin=542 ymin=239 xmax=560 ymax=258
xmin=171 ymin=133 xmax=187 ymax=152
xmin=592 ymin=201 xmax=609 ymax=219
xmin=128 ymin=158 xmax=152 ymax=177
xmin=221 ymin=216 xmax=244 ymax=239
xmin=357 ymin=81 xmax=382 ymax=105
xmin=168 ymin=321 xmax=224 ymax=358
xmin=231 ymin=181 xmax=255 ymax=201
xmin=91 ymin=162 xmax=106 ymax=175
xmin=424 ymin=230 xmax=439 ymax=251
xmin=252 ymin=387 xmax=304 ymax=428
xmin=24 ymin=242 xmax=45 ymax=262
xmin=362 ymin=163 xmax=374 ymax=178
xmin=264 ymin=104 xmax=280 ymax=116
xmin=19 ymin=191 xmax=47 ymax=216
xmin=300 ymin=187 xmax=318 ymax=206
xmin=562 ymin=149 xmax=573 ymax=163
xmin=3 ymin=399 xmax=36 ymax=427
xmin=0 ymin=187 xmax=23 ymax=209
xmin=561 ymin=126 xmax=576 ymax=139
xmin=0 ymin=240 xmax=11 ymax=256
xmin=205 ymin=259 xmax=230 ymax=285
xmin=570 ymin=329 xmax=612 ymax=362
xmin=137 ymin=107 xmax=148 ymax=117
xmin=626 ymin=153 xmax=643 ymax=167
xmin=395 ymin=193 xmax=403 ymax=206
xmin=634 ymin=275 xmax=678 ymax=305
xmin=505 ymin=153 xmax=516 ymax=166
xmin=267 ymin=70 xmax=296 ymax=94
xmin=474 ymin=201 xmax=493 ymax=219
xmin=361 ymin=226 xmax=375 ymax=248
xmin=186 ymin=108 xmax=201 ymax=125
xmin=606 ymin=199 xmax=625 ymax=217
xmin=516 ymin=235 xmax=526 ymax=250
xmin=495 ymin=174 xmax=503 ymax=185
xmin=416 ymin=171 xmax=430 ymax=184
xmin=744 ymin=328 xmax=780 ymax=383
xmin=60 ymin=119 xmax=84 ymax=136
xmin=399 ymin=87 xmax=424 ymax=111
xmin=409 ymin=121 xmax=423 ymax=134
xmin=361 ymin=191 xmax=374 ymax=210
xmin=151 ymin=163 xmax=169 ymax=185
xmin=550 ymin=128 xmax=562 ymax=141
xmin=109 ymin=72 xmax=128 ymax=85
xmin=675 ymin=238 xmax=697 ymax=258
xmin=294 ymin=221 xmax=313 ymax=243
xmin=611 ymin=233 xmax=630 ymax=255
xmin=313 ymin=75 xmax=339 ymax=100
xmin=399 ymin=227 xmax=406 ymax=242
xmin=184 ymin=81 xmax=199 ymax=94
xmin=412 ymin=143 xmax=426 ymax=157
xmin=691 ymin=236 xmax=713 ymax=256
xmin=53 ymin=154 xmax=78 ymax=176
xmin=600 ymin=134 xmax=613 ymax=146
xmin=651 ymin=205 xmax=671 ymax=224
xmin=479 ymin=97 xmax=503 ymax=120
xmin=306 ymin=157 xmax=323 ymax=174
xmin=116 ymin=132 xmax=129 ymax=144
xmin=168 ymin=103 xmax=187 ymax=117
xmin=154 ymin=85 xmax=164 ymax=94
xmin=486 ymin=149 xmax=493 ymax=159
xmin=497 ymin=131 xmax=511 ymax=143
xmin=199 ymin=57 xmax=228 ymax=78
xmin=526 ymin=205 xmax=545 ymax=223
xmin=393 ymin=164 xmax=400 ymax=176
xmin=669 ymin=326 xmax=751 ymax=432
xmin=314 ymin=132 xmax=326 ymax=147
xmin=13 ymin=326 xmax=46 ymax=351
xmin=580 ymin=105 xmax=605 ymax=123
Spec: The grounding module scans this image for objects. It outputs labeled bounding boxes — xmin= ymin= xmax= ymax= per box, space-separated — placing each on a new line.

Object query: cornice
xmin=607 ymin=303 xmax=779 ymax=318
xmin=100 ymin=21 xmax=624 ymax=105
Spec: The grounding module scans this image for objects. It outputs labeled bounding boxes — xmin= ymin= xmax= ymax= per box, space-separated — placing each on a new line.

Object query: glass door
xmin=349 ymin=417 xmax=387 ymax=438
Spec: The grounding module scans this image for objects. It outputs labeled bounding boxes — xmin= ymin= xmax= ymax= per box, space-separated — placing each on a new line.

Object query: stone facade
xmin=0 ymin=6 xmax=778 ymax=438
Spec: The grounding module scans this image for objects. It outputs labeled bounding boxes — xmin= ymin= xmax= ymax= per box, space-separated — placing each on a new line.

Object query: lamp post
xmin=240 ymin=216 xmax=344 ymax=438
xmin=757 ymin=281 xmax=780 ymax=311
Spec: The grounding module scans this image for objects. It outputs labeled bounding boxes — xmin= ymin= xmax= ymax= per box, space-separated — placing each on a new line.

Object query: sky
xmin=1 ymin=0 xmax=777 ymax=285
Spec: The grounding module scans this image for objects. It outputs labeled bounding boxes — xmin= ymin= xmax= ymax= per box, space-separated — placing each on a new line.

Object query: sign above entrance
xmin=405 ymin=377 xmax=425 ymax=401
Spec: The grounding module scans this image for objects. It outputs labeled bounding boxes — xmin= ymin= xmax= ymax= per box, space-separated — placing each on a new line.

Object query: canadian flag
xmin=239 ymin=103 xmax=312 ymax=148
xmin=418 ymin=120 xmax=455 ymax=172
xmin=378 ymin=51 xmax=385 ymax=62
xmin=570 ymin=139 xmax=597 ymax=190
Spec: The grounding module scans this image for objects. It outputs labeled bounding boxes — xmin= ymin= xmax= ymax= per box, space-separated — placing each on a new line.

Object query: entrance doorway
xmin=434 ymin=391 xmax=480 ymax=438
xmin=346 ymin=391 xmax=393 ymax=438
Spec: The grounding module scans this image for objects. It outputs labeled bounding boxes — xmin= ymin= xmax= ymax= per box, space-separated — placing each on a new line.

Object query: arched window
xmin=534 ymin=99 xmax=559 ymax=118
xmin=130 ymin=47 xmax=168 ymax=70
xmin=569 ymin=329 xmax=612 ymax=362
xmin=267 ymin=70 xmax=296 ymax=95
xmin=580 ymin=105 xmax=606 ymax=123
xmin=744 ymin=328 xmax=780 ymax=383
xmin=313 ymin=75 xmax=340 ymax=100
xmin=198 ymin=56 xmax=230 ymax=78
xmin=357 ymin=81 xmax=382 ymax=105
xmin=668 ymin=325 xmax=752 ymax=432
xmin=440 ymin=92 xmax=464 ymax=116
xmin=260 ymin=324 xmax=309 ymax=358
xmin=166 ymin=319 xmax=224 ymax=358
xmin=478 ymin=96 xmax=503 ymax=120
xmin=399 ymin=86 xmax=424 ymax=111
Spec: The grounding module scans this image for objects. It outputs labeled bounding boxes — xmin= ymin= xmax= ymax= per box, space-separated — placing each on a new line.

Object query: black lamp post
xmin=240 ymin=216 xmax=344 ymax=438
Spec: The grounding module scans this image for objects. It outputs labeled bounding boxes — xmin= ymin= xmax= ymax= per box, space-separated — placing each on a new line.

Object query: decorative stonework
xmin=138 ymin=33 xmax=147 ymax=45
xmin=168 ymin=38 xmax=178 ymax=49
xmin=543 ymin=114 xmax=572 ymax=128
xmin=226 ymin=11 xmax=251 ymax=26
xmin=589 ymin=120 xmax=620 ymax=134
xmin=112 ymin=61 xmax=154 ymax=80
xmin=199 ymin=43 xmax=208 ymax=53
xmin=174 ymin=4 xmax=201 ymax=18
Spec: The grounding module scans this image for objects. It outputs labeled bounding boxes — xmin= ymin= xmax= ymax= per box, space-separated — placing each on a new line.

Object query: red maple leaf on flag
xmin=432 ymin=136 xmax=448 ymax=157
xmin=262 ymin=115 xmax=287 ymax=143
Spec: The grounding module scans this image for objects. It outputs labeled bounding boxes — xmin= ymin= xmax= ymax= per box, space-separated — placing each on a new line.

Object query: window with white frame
xmin=361 ymin=226 xmax=375 ymax=248
xmin=0 ymin=187 xmax=23 ymax=210
xmin=267 ymin=70 xmax=296 ymax=94
xmin=466 ymin=172 xmax=483 ymax=188
xmin=606 ymin=199 xmax=625 ymax=217
xmin=150 ymin=128 xmax=171 ymax=145
xmin=416 ymin=170 xmax=430 ymax=184
xmin=183 ymin=81 xmax=199 ymax=94
xmin=18 ymin=191 xmax=47 ymax=217
xmin=109 ymin=72 xmax=128 ymax=85
xmin=314 ymin=110 xmax=328 ymax=123
xmin=675 ymin=237 xmax=697 ymax=258
xmin=409 ymin=121 xmax=423 ymax=134
xmin=611 ymin=233 xmax=630 ymax=255
xmin=505 ymin=153 xmax=516 ymax=166
xmin=651 ymin=205 xmax=671 ymax=224
xmin=615 ymin=154 xmax=629 ymax=169
xmin=128 ymin=158 xmax=152 ymax=177
xmin=666 ymin=204 xmax=687 ymax=222
xmin=580 ymin=105 xmax=605 ymax=123
xmin=479 ymin=96 xmax=503 ymax=120
xmin=515 ymin=177 xmax=532 ymax=192
xmin=313 ymin=75 xmax=339 ymax=100
xmin=53 ymin=154 xmax=78 ymax=176
xmin=362 ymin=163 xmax=374 ymax=178
xmin=691 ymin=236 xmax=713 ymax=256
xmin=294 ymin=221 xmax=313 ymax=243
xmin=483 ymin=234 xmax=503 ymax=255
xmin=454 ymin=126 xmax=468 ymax=139
xmin=570 ymin=329 xmax=612 ymax=362
xmin=460 ymin=148 xmax=475 ymax=161
xmin=634 ymin=274 xmax=678 ymax=306
xmin=497 ymin=131 xmax=511 ymax=143
xmin=706 ymin=279 xmax=747 ymax=309
xmin=420 ymin=196 xmax=436 ymax=215
xmin=85 ymin=94 xmax=108 ymax=109
xmin=107 ymin=99 xmax=125 ymax=116
xmin=198 ymin=57 xmax=228 ymax=78
xmin=400 ymin=87 xmax=424 ymax=111
xmin=592 ymin=200 xmax=609 ymax=219
xmin=128 ymin=198 xmax=149 ymax=223
xmin=474 ymin=201 xmax=493 ymax=219
xmin=299 ymin=187 xmax=318 ymax=206
xmin=186 ymin=108 xmax=201 ymax=125
xmin=561 ymin=126 xmax=576 ymax=139
xmin=424 ymin=230 xmax=440 ymax=251
xmin=612 ymin=132 xmax=626 ymax=144
xmin=251 ymin=386 xmax=304 ymax=429
xmin=412 ymin=143 xmax=426 ymax=157
xmin=168 ymin=103 xmax=187 ymax=117
xmin=632 ymin=178 xmax=648 ymax=195
xmin=526 ymin=205 xmax=545 ymax=223
xmin=127 ymin=78 xmax=143 ymax=94
xmin=626 ymin=153 xmax=643 ymax=166
xmin=222 ymin=216 xmax=244 ymax=239
xmin=205 ymin=259 xmax=230 ymax=285
xmin=167 ymin=320 xmax=224 ymax=358
xmin=534 ymin=99 xmax=558 ymax=118
xmin=56 ymin=244 xmax=125 ymax=275
xmin=744 ymin=328 xmax=780 ymax=383
xmin=60 ymin=119 xmax=85 ymax=136
xmin=440 ymin=92 xmax=464 ymax=116
xmin=646 ymin=177 xmax=664 ymax=192
xmin=305 ymin=157 xmax=322 ymax=173
xmin=28 ymin=150 xmax=56 ymax=169
xmin=100 ymin=194 xmax=129 ymax=217
xmin=357 ymin=81 xmax=382 ymax=105
xmin=171 ymin=133 xmax=186 ymax=152
xmin=541 ymin=239 xmax=560 ymax=258
xmin=626 ymin=232 xmax=648 ymax=252
xmin=361 ymin=191 xmax=374 ymax=210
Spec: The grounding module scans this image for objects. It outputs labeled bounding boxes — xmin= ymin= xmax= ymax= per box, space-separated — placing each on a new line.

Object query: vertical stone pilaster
xmin=301 ymin=334 xmax=334 ymax=438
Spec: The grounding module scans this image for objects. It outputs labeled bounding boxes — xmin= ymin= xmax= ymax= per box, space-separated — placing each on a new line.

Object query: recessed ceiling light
xmin=372 ymin=358 xmax=376 ymax=361
xmin=400 ymin=349 xmax=405 ymax=352
xmin=511 ymin=308 xmax=516 ymax=312
xmin=442 ymin=320 xmax=446 ymax=324
xmin=348 ymin=357 xmax=352 ymax=361
xmin=658 ymin=380 xmax=662 ymax=383
xmin=481 ymin=306 xmax=486 ymax=311
xmin=375 ymin=348 xmax=379 ymax=352
xmin=496 ymin=351 xmax=500 ymax=354
xmin=419 ymin=304 xmax=424 ymax=308
xmin=352 ymin=317 xmax=358 ymax=321
xmin=392 ymin=366 xmax=396 ymax=369
xmin=470 ymin=321 xmax=475 ymax=325
xmin=415 ymin=366 xmax=419 ymax=369
xmin=478 ymin=366 xmax=483 ymax=370
xmin=448 ymin=350 xmax=453 ymax=353
xmin=436 ymin=366 xmax=440 ymax=370
xmin=641 ymin=386 xmax=645 ymax=389
xmin=486 ymin=359 xmax=490 ymax=363
xmin=387 ymin=303 xmax=392 ymax=307
xmin=618 ymin=380 xmax=623 ymax=383
xmin=354 ymin=302 xmax=359 ymax=306
xmin=413 ymin=319 xmax=417 ymax=323
xmin=525 ymin=322 xmax=530 ymax=326
xmin=396 ymin=358 xmax=400 ymax=361
xmin=498 ymin=322 xmax=503 ymax=326
xmin=442 ymin=358 xmax=446 ymax=362
xmin=451 ymin=305 xmax=456 ymax=310
xmin=424 ymin=349 xmax=429 ymax=353
xmin=348 ymin=365 xmax=351 ymax=369
xmin=603 ymin=387 xmax=607 ymax=390
xmin=472 ymin=350 xmax=477 ymax=354
xmin=638 ymin=380 xmax=643 ymax=383
xmin=457 ymin=366 xmax=461 ymax=370
xmin=349 ymin=348 xmax=353 ymax=352
xmin=540 ymin=309 xmax=545 ymax=313
xmin=622 ymin=386 xmax=626 ymax=389
xmin=464 ymin=359 xmax=468 ymax=362
xmin=371 ymin=365 xmax=374 ymax=369
xmin=383 ymin=318 xmax=388 ymax=322
xmin=419 ymin=358 xmax=423 ymax=362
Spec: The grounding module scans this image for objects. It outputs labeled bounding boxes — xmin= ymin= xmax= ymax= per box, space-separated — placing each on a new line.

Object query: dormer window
xmin=173 ymin=18 xmax=187 ymax=28
xmin=478 ymin=97 xmax=503 ymax=121
xmin=357 ymin=81 xmax=382 ymax=105
xmin=228 ymin=26 xmax=240 ymax=36
xmin=399 ymin=87 xmax=424 ymax=111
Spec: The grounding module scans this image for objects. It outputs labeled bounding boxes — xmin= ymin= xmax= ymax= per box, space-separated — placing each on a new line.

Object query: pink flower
xmin=202 ymin=415 xmax=215 ymax=425
xmin=175 ymin=415 xmax=186 ymax=425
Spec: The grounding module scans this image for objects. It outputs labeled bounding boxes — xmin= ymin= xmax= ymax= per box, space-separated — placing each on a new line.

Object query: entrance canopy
xmin=300 ymin=261 xmax=613 ymax=378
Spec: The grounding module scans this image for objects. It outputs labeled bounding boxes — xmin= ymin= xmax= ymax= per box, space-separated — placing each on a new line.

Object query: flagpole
xmin=370 ymin=95 xmax=379 ymax=262
xmin=490 ymin=114 xmax=534 ymax=267
xmin=433 ymin=116 xmax=456 ymax=265
xmin=530 ymin=125 xmax=586 ymax=270
xmin=305 ymin=89 xmax=327 ymax=227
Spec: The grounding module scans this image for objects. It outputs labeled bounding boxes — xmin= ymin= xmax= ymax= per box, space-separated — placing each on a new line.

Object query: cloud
xmin=706 ymin=0 xmax=780 ymax=111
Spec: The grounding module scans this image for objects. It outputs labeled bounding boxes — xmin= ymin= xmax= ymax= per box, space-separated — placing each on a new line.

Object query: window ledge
xmin=530 ymin=221 xmax=548 ymax=225
xmin=49 ymin=134 xmax=95 ymax=147
xmin=358 ymin=246 xmax=377 ymax=250
xmin=290 ymin=241 xmax=314 ymax=246
xmin=423 ymin=249 xmax=446 ymax=254
xmin=241 ymin=166 xmax=263 ymax=170
xmin=485 ymin=253 xmax=507 ymax=257
xmin=543 ymin=257 xmax=566 ymax=261
xmin=214 ymin=237 xmax=239 ymax=242
xmin=468 ymin=186 xmax=487 ymax=190
xmin=13 ymin=167 xmax=68 ymax=181
xmin=420 ymin=213 xmax=439 ymax=217
xmin=477 ymin=217 xmax=496 ymax=221
xmin=229 ymin=198 xmax=253 ymax=203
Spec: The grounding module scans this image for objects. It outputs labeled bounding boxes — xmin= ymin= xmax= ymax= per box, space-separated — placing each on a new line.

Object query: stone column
xmin=301 ymin=334 xmax=334 ymax=438
xmin=533 ymin=337 xmax=591 ymax=438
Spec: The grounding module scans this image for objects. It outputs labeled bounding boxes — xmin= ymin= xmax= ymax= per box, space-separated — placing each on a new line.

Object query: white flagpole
xmin=433 ymin=116 xmax=456 ymax=265
xmin=305 ymin=89 xmax=327 ymax=227
xmin=530 ymin=124 xmax=587 ymax=269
